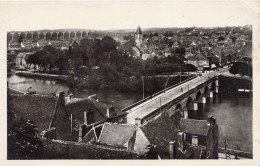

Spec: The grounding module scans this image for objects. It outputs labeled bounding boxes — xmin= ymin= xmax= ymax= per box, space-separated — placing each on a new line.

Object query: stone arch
xmin=175 ymin=103 xmax=182 ymax=111
xmin=76 ymin=31 xmax=81 ymax=38
xmin=71 ymin=32 xmax=76 ymax=39
xmin=46 ymin=32 xmax=52 ymax=40
xmin=64 ymin=32 xmax=70 ymax=39
xmin=20 ymin=32 xmax=26 ymax=40
xmin=186 ymin=97 xmax=193 ymax=108
xmin=7 ymin=33 xmax=12 ymax=42
xmin=58 ymin=32 xmax=63 ymax=40
xmin=39 ymin=32 xmax=45 ymax=40
xmin=52 ymin=32 xmax=58 ymax=40
xmin=196 ymin=91 xmax=201 ymax=100
xmin=211 ymin=81 xmax=216 ymax=90
xmin=13 ymin=32 xmax=20 ymax=42
xmin=82 ymin=31 xmax=87 ymax=38
xmin=27 ymin=32 xmax=33 ymax=39
xmin=203 ymin=86 xmax=208 ymax=95
xmin=32 ymin=32 xmax=38 ymax=40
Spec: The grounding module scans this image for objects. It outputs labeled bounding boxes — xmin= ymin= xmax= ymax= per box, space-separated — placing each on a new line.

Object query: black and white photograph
xmin=1 ymin=1 xmax=259 ymax=163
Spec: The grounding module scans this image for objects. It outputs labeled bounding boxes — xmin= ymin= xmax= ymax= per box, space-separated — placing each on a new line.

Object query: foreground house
xmin=79 ymin=111 xmax=193 ymax=159
xmin=179 ymin=116 xmax=218 ymax=159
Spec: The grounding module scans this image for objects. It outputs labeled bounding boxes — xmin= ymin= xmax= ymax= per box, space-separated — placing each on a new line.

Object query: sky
xmin=0 ymin=1 xmax=259 ymax=31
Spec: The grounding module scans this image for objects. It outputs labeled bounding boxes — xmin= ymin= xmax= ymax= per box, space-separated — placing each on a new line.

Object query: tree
xmin=101 ymin=36 xmax=117 ymax=52
xmin=7 ymin=100 xmax=44 ymax=159
xmin=229 ymin=62 xmax=252 ymax=77
xmin=218 ymin=36 xmax=225 ymax=41
xmin=185 ymin=64 xmax=197 ymax=72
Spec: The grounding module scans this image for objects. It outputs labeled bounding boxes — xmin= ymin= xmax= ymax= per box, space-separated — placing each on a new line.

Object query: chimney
xmin=111 ymin=101 xmax=114 ymax=107
xmin=135 ymin=118 xmax=142 ymax=127
xmin=106 ymin=108 xmax=110 ymax=118
xmin=78 ymin=126 xmax=82 ymax=142
xmin=68 ymin=93 xmax=73 ymax=102
xmin=84 ymin=111 xmax=87 ymax=125
xmin=178 ymin=131 xmax=185 ymax=152
xmin=207 ymin=115 xmax=216 ymax=126
xmin=58 ymin=91 xmax=65 ymax=106
xmin=70 ymin=114 xmax=73 ymax=140
xmin=169 ymin=141 xmax=176 ymax=159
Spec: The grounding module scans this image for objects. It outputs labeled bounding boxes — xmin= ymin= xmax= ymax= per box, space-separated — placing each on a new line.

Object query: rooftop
xmin=179 ymin=118 xmax=209 ymax=136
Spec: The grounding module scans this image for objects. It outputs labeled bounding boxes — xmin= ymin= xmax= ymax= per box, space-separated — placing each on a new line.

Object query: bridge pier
xmin=209 ymin=91 xmax=214 ymax=98
xmin=194 ymin=103 xmax=198 ymax=111
xmin=183 ymin=109 xmax=188 ymax=119
xmin=11 ymin=33 xmax=14 ymax=42
xmin=202 ymin=96 xmax=207 ymax=103
xmin=215 ymin=86 xmax=219 ymax=94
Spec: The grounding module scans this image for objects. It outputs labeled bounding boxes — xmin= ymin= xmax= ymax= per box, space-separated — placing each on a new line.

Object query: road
xmin=126 ymin=67 xmax=229 ymax=125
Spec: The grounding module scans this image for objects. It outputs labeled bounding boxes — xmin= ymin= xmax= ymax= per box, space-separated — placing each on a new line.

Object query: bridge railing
xmin=121 ymin=75 xmax=197 ymax=112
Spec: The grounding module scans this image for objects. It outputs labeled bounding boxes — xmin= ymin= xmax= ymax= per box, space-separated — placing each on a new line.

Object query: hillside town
xmin=8 ymin=25 xmax=252 ymax=72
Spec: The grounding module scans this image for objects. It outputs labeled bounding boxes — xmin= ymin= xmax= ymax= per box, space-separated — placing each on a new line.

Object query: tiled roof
xmin=141 ymin=111 xmax=178 ymax=159
xmin=98 ymin=123 xmax=137 ymax=147
xmin=44 ymin=140 xmax=140 ymax=159
xmin=8 ymin=94 xmax=57 ymax=132
xmin=179 ymin=118 xmax=209 ymax=136
xmin=187 ymin=53 xmax=208 ymax=61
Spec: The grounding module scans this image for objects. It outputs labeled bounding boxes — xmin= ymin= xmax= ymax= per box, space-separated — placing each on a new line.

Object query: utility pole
xmin=160 ymin=96 xmax=162 ymax=112
xmin=142 ymin=76 xmax=145 ymax=99
xmin=179 ymin=65 xmax=182 ymax=83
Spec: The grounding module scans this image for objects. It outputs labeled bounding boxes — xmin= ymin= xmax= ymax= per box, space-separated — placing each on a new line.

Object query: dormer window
xmin=192 ymin=135 xmax=198 ymax=146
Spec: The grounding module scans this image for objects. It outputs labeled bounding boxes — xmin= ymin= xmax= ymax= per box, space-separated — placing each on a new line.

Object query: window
xmin=192 ymin=135 xmax=198 ymax=146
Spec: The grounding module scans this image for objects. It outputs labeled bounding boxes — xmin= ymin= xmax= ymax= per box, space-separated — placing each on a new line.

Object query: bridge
xmin=123 ymin=68 xmax=229 ymax=125
xmin=7 ymin=30 xmax=91 ymax=42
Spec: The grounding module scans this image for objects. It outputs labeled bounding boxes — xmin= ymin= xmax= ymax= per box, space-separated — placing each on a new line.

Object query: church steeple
xmin=135 ymin=26 xmax=143 ymax=48
xmin=136 ymin=26 xmax=142 ymax=35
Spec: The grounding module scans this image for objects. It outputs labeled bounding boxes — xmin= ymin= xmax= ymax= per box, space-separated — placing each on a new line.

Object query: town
xmin=7 ymin=25 xmax=252 ymax=159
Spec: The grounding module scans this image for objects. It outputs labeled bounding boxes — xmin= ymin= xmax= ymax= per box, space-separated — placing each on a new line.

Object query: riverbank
xmin=15 ymin=71 xmax=68 ymax=82
xmin=67 ymin=74 xmax=194 ymax=94
xmin=219 ymin=75 xmax=252 ymax=96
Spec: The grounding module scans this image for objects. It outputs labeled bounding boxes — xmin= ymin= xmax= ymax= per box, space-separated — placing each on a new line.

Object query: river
xmin=7 ymin=74 xmax=252 ymax=153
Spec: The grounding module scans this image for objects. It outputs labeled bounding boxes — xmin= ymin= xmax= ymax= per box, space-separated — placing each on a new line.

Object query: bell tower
xmin=135 ymin=26 xmax=143 ymax=48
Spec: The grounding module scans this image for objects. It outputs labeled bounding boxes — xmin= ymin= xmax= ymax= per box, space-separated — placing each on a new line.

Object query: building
xmin=135 ymin=26 xmax=143 ymax=48
xmin=80 ymin=111 xmax=194 ymax=159
xmin=179 ymin=115 xmax=218 ymax=159
xmin=15 ymin=52 xmax=34 ymax=67
xmin=8 ymin=42 xmax=21 ymax=51
xmin=42 ymin=91 xmax=126 ymax=142
xmin=185 ymin=52 xmax=209 ymax=71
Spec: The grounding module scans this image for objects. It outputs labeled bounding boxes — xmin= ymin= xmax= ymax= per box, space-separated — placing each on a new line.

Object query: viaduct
xmin=7 ymin=30 xmax=91 ymax=42
xmin=123 ymin=69 xmax=227 ymax=125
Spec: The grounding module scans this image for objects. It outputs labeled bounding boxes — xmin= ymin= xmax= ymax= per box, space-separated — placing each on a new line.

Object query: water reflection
xmin=7 ymin=74 xmax=143 ymax=109
xmin=197 ymin=94 xmax=252 ymax=153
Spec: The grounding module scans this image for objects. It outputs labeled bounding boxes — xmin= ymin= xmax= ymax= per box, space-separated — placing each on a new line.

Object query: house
xmin=185 ymin=52 xmax=209 ymax=71
xmin=43 ymin=91 xmax=126 ymax=142
xmin=8 ymin=42 xmax=21 ymax=51
xmin=21 ymin=41 xmax=34 ymax=50
xmin=81 ymin=111 xmax=193 ymax=159
xmin=179 ymin=115 xmax=218 ymax=159
xmin=15 ymin=52 xmax=34 ymax=67
xmin=141 ymin=53 xmax=159 ymax=60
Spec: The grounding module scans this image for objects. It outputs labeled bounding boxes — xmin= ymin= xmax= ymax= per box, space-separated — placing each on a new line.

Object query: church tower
xmin=135 ymin=26 xmax=143 ymax=48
